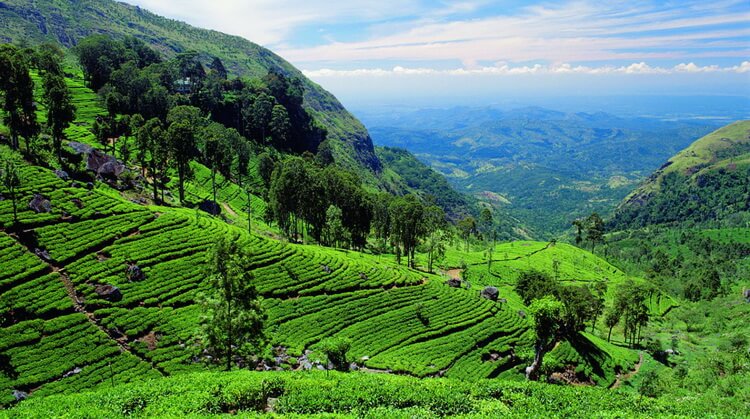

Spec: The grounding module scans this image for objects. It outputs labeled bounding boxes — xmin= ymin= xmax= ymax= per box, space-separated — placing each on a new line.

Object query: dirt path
xmin=445 ymin=268 xmax=463 ymax=279
xmin=8 ymin=229 xmax=169 ymax=379
xmin=222 ymin=202 xmax=237 ymax=217
xmin=610 ymin=352 xmax=644 ymax=389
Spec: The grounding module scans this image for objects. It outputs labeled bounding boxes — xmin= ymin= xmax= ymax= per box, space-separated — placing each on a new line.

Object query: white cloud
xmin=279 ymin=1 xmax=750 ymax=66
xmin=302 ymin=62 xmax=750 ymax=78
xmin=124 ymin=0 xmax=426 ymax=46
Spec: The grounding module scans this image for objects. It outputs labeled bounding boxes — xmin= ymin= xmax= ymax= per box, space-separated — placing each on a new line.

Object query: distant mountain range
xmin=359 ymin=106 xmax=717 ymax=237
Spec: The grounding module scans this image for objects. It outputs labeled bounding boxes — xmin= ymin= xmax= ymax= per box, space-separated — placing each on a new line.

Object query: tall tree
xmin=198 ymin=236 xmax=267 ymax=371
xmin=457 ymin=216 xmax=477 ymax=252
xmin=389 ymin=194 xmax=425 ymax=268
xmin=166 ymin=106 xmax=203 ymax=202
xmin=585 ymin=212 xmax=605 ymax=253
xmin=42 ymin=74 xmax=76 ymax=164
xmin=137 ymin=118 xmax=167 ymax=202
xmin=526 ymin=296 xmax=565 ymax=380
xmin=201 ymin=123 xmax=233 ymax=211
xmin=269 ymin=104 xmax=290 ymax=148
xmin=0 ymin=157 xmax=21 ymax=226
xmin=0 ymin=45 xmax=39 ymax=151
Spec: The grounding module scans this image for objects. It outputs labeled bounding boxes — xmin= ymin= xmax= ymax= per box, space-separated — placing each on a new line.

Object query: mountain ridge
xmin=0 ymin=0 xmax=381 ymax=176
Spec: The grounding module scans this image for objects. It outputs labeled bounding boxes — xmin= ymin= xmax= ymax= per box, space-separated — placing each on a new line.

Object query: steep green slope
xmin=611 ymin=121 xmax=750 ymax=230
xmin=0 ymin=0 xmax=380 ymax=178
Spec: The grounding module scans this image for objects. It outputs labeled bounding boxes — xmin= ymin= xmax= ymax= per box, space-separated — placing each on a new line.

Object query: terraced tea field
xmin=0 ymin=152 xmax=649 ymax=405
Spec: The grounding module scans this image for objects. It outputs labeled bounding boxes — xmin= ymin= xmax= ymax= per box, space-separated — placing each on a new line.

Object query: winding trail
xmin=610 ymin=352 xmax=644 ymax=389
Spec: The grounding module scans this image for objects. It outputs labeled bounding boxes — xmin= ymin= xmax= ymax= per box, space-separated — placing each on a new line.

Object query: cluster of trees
xmin=603 ymin=280 xmax=651 ymax=346
xmin=514 ymin=270 xmax=607 ymax=380
xmin=265 ymin=155 xmax=372 ymax=248
xmin=264 ymin=154 xmax=449 ymax=268
xmin=610 ymin=169 xmax=750 ymax=231
xmin=76 ymin=35 xmax=325 ymax=156
xmin=607 ymin=228 xmax=750 ymax=302
xmin=0 ymin=44 xmax=76 ymax=163
xmin=572 ymin=212 xmax=605 ymax=253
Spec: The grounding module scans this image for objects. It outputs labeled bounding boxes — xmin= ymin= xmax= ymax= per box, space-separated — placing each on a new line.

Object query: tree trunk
xmin=211 ymin=168 xmax=217 ymax=213
xmin=608 ymin=326 xmax=613 ymax=342
xmin=152 ymin=169 xmax=159 ymax=203
xmin=10 ymin=192 xmax=17 ymax=226
xmin=178 ymin=164 xmax=185 ymax=202
xmin=526 ymin=341 xmax=552 ymax=381
xmin=226 ymin=295 xmax=232 ymax=371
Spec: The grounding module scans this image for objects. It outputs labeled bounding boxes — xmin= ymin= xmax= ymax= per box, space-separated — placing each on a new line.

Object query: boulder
xmin=480 ymin=286 xmax=499 ymax=301
xmin=445 ymin=278 xmax=462 ymax=288
xmin=28 ymin=194 xmax=51 ymax=213
xmin=198 ymin=200 xmax=221 ymax=215
xmin=518 ymin=310 xmax=526 ymax=318
xmin=744 ymin=289 xmax=750 ymax=303
xmin=126 ymin=264 xmax=145 ymax=282
xmin=68 ymin=141 xmax=128 ymax=179
xmin=12 ymin=390 xmax=27 ymax=402
xmin=54 ymin=169 xmax=69 ymax=180
xmin=94 ymin=284 xmax=122 ymax=302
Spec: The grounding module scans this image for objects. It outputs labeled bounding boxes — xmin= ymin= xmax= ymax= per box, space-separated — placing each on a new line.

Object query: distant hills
xmin=611 ymin=120 xmax=750 ymax=230
xmin=360 ymin=106 xmax=716 ymax=237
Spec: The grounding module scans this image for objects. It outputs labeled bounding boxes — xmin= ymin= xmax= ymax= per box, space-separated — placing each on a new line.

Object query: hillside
xmin=360 ymin=106 xmax=715 ymax=237
xmin=0 ymin=148 xmax=624 ymax=401
xmin=0 ymin=0 xmax=380 ymax=178
xmin=611 ymin=121 xmax=750 ymax=230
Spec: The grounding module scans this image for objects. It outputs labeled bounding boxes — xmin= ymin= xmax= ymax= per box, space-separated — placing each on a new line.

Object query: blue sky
xmin=127 ymin=0 xmax=749 ymax=107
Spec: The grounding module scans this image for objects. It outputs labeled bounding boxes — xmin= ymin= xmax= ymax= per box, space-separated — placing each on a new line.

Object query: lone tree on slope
xmin=198 ymin=236 xmax=267 ymax=371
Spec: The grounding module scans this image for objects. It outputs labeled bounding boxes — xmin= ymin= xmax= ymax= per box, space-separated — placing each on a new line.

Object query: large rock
xmin=480 ymin=286 xmax=499 ymax=301
xmin=445 ymin=278 xmax=462 ymax=288
xmin=68 ymin=141 xmax=127 ymax=179
xmin=126 ymin=264 xmax=145 ymax=282
xmin=744 ymin=289 xmax=750 ymax=303
xmin=12 ymin=390 xmax=27 ymax=402
xmin=93 ymin=284 xmax=122 ymax=302
xmin=28 ymin=194 xmax=51 ymax=213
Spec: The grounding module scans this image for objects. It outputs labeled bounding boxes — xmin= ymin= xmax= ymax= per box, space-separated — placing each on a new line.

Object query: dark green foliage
xmin=0 ymin=44 xmax=39 ymax=151
xmin=0 ymin=156 xmax=21 ymax=225
xmin=515 ymin=269 xmax=558 ymax=306
xmin=319 ymin=337 xmax=351 ymax=371
xmin=198 ymin=236 xmax=267 ymax=371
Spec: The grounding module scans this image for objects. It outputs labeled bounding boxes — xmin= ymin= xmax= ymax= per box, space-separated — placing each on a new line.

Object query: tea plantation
xmin=2 ymin=370 xmax=741 ymax=418
xmin=0 ymin=152 xmax=653 ymax=407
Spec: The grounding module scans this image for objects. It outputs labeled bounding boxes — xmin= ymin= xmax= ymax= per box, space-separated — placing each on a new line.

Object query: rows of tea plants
xmin=6 ymin=369 xmax=742 ymax=418
xmin=0 ymin=232 xmax=71 ymax=318
xmin=0 ymin=313 xmax=158 ymax=405
xmin=0 ymin=161 xmax=146 ymax=228
xmin=33 ymin=211 xmax=154 ymax=264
